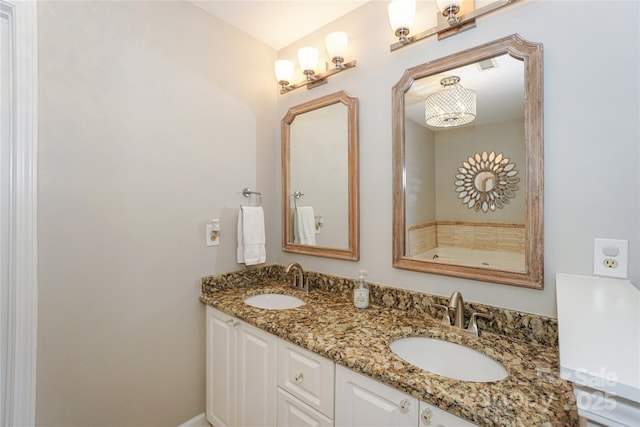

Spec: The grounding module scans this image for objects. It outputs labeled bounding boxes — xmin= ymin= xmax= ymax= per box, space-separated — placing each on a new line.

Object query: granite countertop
xmin=201 ymin=278 xmax=577 ymax=427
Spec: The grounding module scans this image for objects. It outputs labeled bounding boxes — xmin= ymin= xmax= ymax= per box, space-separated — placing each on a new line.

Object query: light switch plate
xmin=593 ymin=238 xmax=628 ymax=278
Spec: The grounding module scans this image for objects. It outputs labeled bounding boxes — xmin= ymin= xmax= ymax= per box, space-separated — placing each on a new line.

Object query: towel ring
xmin=293 ymin=190 xmax=304 ymax=208
xmin=242 ymin=187 xmax=262 ymax=206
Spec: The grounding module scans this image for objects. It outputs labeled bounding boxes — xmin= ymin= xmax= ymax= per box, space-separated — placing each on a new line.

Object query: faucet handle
xmin=466 ymin=312 xmax=493 ymax=336
xmin=432 ymin=303 xmax=451 ymax=326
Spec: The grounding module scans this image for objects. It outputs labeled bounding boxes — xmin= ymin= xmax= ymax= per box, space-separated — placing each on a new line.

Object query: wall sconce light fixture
xmin=436 ymin=0 xmax=464 ymax=25
xmin=388 ymin=0 xmax=415 ymax=45
xmin=389 ymin=0 xmax=519 ymax=51
xmin=275 ymin=31 xmax=357 ymax=94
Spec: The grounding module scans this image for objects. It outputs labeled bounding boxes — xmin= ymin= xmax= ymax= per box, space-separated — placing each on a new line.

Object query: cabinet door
xmin=278 ymin=339 xmax=335 ymax=417
xmin=277 ymin=388 xmax=334 ymax=427
xmin=206 ymin=307 xmax=236 ymax=427
xmin=236 ymin=321 xmax=277 ymax=427
xmin=335 ymin=365 xmax=418 ymax=427
xmin=419 ymin=401 xmax=478 ymax=426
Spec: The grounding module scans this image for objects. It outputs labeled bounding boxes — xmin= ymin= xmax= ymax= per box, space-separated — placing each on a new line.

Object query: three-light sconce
xmin=274 ymin=31 xmax=356 ymax=94
xmin=388 ymin=0 xmax=519 ymax=51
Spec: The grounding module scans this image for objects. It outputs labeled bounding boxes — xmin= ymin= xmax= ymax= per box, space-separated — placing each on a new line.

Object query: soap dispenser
xmin=353 ymin=270 xmax=369 ymax=309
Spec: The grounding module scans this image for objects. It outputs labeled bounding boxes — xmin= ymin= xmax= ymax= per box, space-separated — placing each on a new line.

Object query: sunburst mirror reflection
xmin=454 ymin=151 xmax=519 ymax=212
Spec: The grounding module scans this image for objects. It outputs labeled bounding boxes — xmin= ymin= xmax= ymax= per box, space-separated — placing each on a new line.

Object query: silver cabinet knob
xmin=225 ymin=319 xmax=234 ymax=325
xmin=233 ymin=322 xmax=240 ymax=328
xmin=420 ymin=407 xmax=433 ymax=425
xmin=294 ymin=372 xmax=304 ymax=384
xmin=399 ymin=398 xmax=411 ymax=413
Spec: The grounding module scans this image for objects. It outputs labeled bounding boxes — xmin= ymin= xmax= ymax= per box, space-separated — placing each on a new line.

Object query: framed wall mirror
xmin=392 ymin=34 xmax=543 ymax=288
xmin=282 ymin=91 xmax=359 ymax=260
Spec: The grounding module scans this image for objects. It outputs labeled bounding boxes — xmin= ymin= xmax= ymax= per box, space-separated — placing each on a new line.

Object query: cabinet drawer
xmin=277 ymin=339 xmax=335 ymax=417
xmin=277 ymin=388 xmax=333 ymax=427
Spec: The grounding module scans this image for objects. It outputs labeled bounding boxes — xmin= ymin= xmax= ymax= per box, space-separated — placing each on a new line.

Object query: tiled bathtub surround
xmin=407 ymin=221 xmax=525 ymax=257
xmin=201 ymin=265 xmax=577 ymax=426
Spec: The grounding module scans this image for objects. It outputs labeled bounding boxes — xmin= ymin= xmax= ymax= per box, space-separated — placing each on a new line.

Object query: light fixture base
xmin=279 ymin=60 xmax=357 ymax=94
xmin=437 ymin=19 xmax=476 ymax=40
xmin=306 ymin=78 xmax=328 ymax=90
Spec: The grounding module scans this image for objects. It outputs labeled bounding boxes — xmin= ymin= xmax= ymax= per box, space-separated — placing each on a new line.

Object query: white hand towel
xmin=295 ymin=206 xmax=316 ymax=245
xmin=237 ymin=206 xmax=266 ymax=266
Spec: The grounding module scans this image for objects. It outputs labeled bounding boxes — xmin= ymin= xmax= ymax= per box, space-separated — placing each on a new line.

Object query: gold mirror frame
xmin=282 ymin=91 xmax=359 ymax=260
xmin=392 ymin=34 xmax=543 ymax=288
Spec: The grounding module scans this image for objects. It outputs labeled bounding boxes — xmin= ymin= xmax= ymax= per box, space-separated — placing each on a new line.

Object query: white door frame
xmin=1 ymin=0 xmax=38 ymax=425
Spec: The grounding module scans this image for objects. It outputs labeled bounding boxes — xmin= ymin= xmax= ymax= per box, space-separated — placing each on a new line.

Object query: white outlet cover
xmin=206 ymin=223 xmax=220 ymax=247
xmin=593 ymin=238 xmax=628 ymax=278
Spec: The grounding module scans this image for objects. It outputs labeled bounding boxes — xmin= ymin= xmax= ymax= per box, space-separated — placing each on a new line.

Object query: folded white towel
xmin=295 ymin=206 xmax=316 ymax=245
xmin=237 ymin=206 xmax=266 ymax=266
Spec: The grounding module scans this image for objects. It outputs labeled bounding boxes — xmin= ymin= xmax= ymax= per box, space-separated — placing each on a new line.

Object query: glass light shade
xmin=388 ymin=0 xmax=415 ymax=32
xmin=325 ymin=31 xmax=348 ymax=59
xmin=298 ymin=47 xmax=319 ymax=72
xmin=274 ymin=60 xmax=294 ymax=83
xmin=436 ymin=0 xmax=463 ymax=12
xmin=425 ymin=77 xmax=476 ymax=128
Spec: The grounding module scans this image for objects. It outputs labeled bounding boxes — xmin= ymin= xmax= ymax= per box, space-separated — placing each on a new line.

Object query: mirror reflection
xmin=393 ymin=35 xmax=543 ymax=288
xmin=282 ymin=91 xmax=359 ymax=260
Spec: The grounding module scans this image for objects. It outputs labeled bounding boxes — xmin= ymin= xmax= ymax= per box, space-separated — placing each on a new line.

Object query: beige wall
xmin=276 ymin=0 xmax=639 ymax=317
xmin=36 ymin=1 xmax=276 ymax=425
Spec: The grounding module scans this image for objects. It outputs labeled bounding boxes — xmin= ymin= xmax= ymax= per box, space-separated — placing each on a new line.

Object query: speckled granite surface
xmin=201 ymin=265 xmax=578 ymax=427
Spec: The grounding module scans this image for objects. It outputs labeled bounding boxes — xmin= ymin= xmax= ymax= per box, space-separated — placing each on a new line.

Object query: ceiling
xmin=190 ymin=0 xmax=369 ymax=50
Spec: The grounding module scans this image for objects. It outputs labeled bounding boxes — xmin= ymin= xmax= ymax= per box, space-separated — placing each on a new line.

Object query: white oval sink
xmin=390 ymin=337 xmax=507 ymax=382
xmin=244 ymin=293 xmax=305 ymax=310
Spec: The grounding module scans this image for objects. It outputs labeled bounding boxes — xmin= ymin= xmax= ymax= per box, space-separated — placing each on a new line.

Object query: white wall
xmin=37 ymin=1 xmax=276 ymax=425
xmin=405 ymin=118 xmax=435 ymax=227
xmin=275 ymin=0 xmax=640 ymax=317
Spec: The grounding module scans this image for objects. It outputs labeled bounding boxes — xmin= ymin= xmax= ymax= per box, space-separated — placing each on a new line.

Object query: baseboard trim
xmin=177 ymin=413 xmax=209 ymax=427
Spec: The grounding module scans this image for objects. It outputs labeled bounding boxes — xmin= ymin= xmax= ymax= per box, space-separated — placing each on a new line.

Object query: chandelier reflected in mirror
xmin=424 ymin=76 xmax=476 ymax=128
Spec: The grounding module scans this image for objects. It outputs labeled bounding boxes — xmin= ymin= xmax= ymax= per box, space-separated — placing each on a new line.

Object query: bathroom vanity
xmin=201 ymin=265 xmax=578 ymax=426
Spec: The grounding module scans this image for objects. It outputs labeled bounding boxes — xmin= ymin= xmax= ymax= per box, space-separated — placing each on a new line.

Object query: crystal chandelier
xmin=425 ymin=76 xmax=476 ymax=128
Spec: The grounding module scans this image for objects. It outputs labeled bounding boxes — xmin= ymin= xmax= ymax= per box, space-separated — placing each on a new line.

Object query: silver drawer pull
xmin=399 ymin=398 xmax=411 ymax=413
xmin=294 ymin=373 xmax=304 ymax=384
xmin=420 ymin=407 xmax=433 ymax=425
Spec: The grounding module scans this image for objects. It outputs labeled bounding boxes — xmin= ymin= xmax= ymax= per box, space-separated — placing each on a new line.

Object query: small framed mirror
xmin=282 ymin=91 xmax=359 ymax=260
xmin=392 ymin=34 xmax=543 ymax=288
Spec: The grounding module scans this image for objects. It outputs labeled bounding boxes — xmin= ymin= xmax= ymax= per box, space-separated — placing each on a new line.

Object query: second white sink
xmin=390 ymin=337 xmax=507 ymax=382
xmin=244 ymin=293 xmax=305 ymax=310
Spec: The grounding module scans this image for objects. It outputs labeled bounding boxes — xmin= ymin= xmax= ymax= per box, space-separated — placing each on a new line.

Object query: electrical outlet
xmin=593 ymin=238 xmax=628 ymax=278
xmin=206 ymin=223 xmax=220 ymax=247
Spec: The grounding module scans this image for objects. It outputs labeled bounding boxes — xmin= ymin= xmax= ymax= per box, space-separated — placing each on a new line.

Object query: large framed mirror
xmin=392 ymin=34 xmax=543 ymax=288
xmin=282 ymin=91 xmax=359 ymax=260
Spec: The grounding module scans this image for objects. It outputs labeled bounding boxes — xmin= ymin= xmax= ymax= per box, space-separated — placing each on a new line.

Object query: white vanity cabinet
xmin=335 ymin=365 xmax=418 ymax=427
xmin=206 ymin=306 xmax=477 ymax=427
xmin=418 ymin=401 xmax=478 ymax=426
xmin=335 ymin=365 xmax=478 ymax=427
xmin=277 ymin=339 xmax=335 ymax=426
xmin=205 ymin=306 xmax=277 ymax=427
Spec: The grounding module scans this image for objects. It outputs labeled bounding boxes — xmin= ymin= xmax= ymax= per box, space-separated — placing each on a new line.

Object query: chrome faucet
xmin=285 ymin=262 xmax=308 ymax=293
xmin=432 ymin=290 xmax=493 ymax=337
